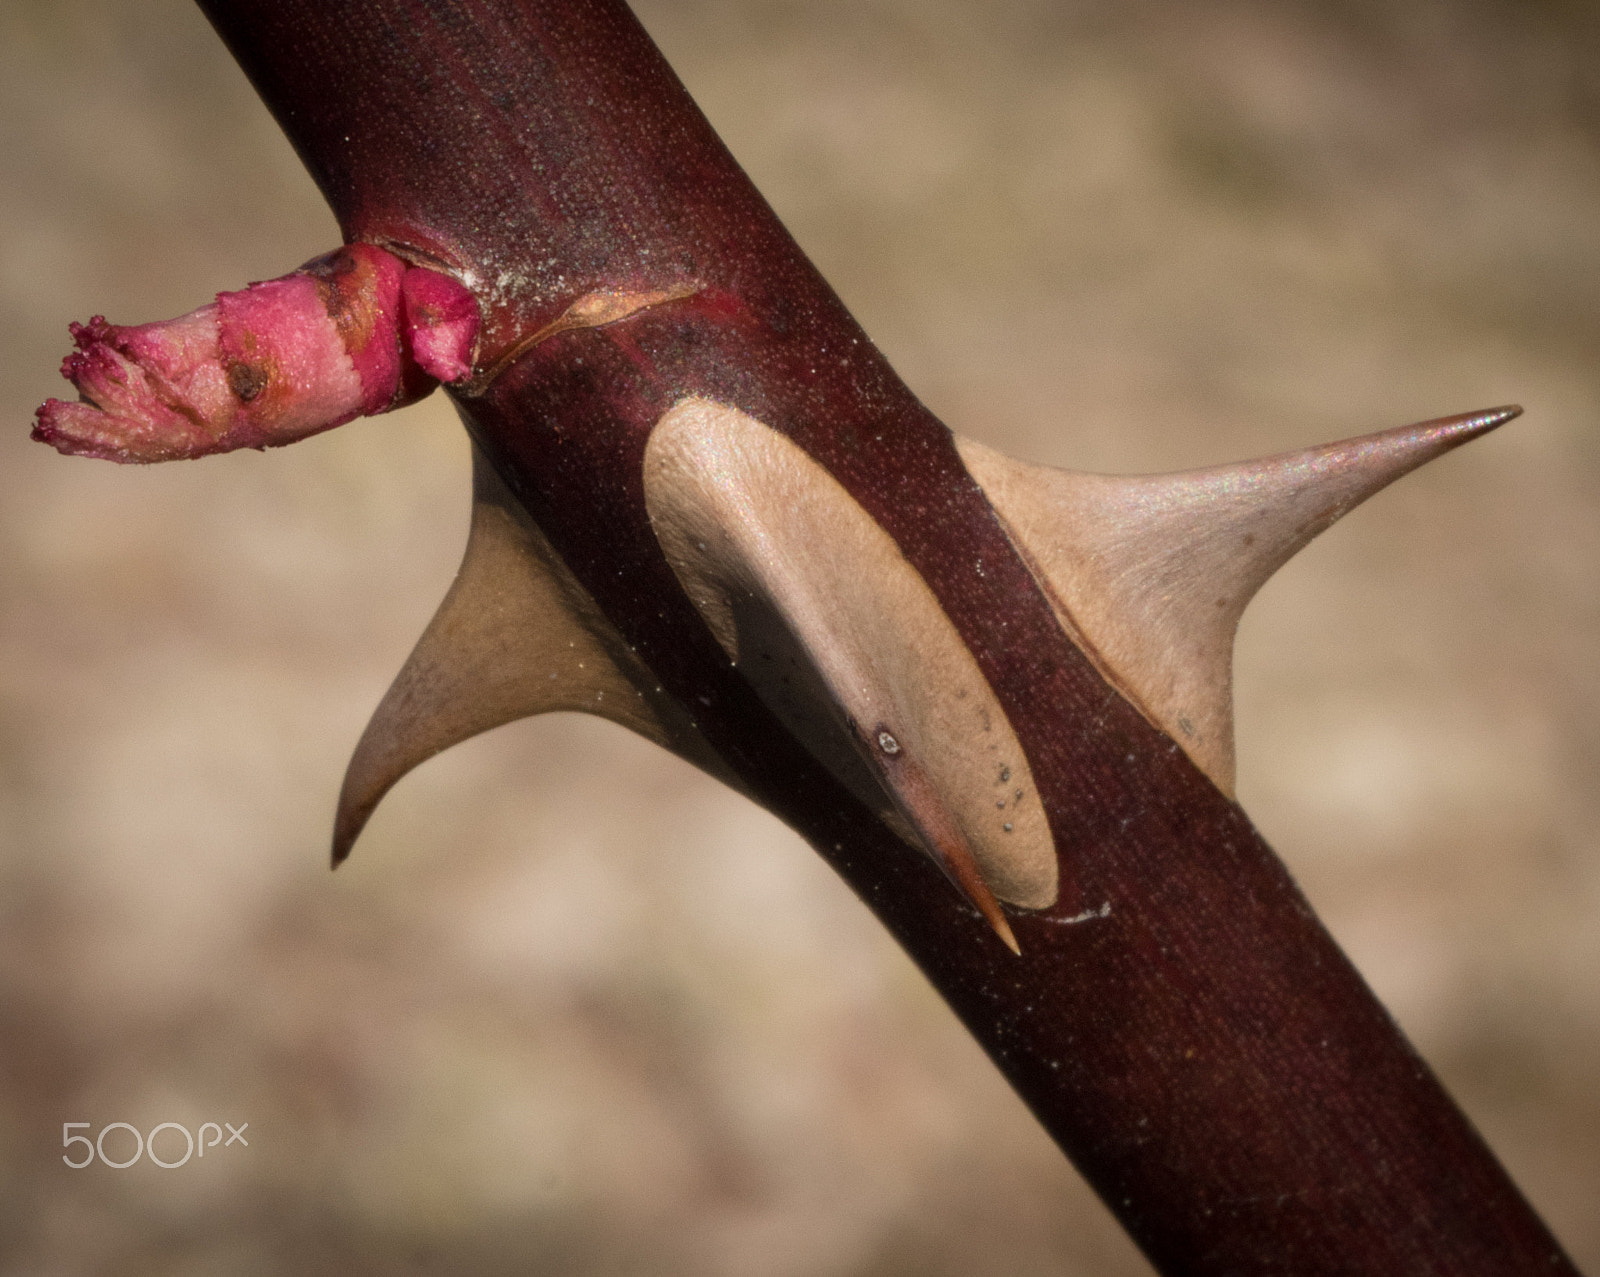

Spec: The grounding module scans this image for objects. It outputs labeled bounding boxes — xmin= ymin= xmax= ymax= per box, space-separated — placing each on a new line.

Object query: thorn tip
xmin=1424 ymin=403 xmax=1522 ymax=442
xmin=1469 ymin=403 xmax=1522 ymax=429
xmin=927 ymin=824 xmax=1024 ymax=954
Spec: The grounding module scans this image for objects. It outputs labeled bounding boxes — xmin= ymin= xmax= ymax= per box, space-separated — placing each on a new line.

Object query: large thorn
xmin=959 ymin=405 xmax=1520 ymax=794
xmin=643 ymin=396 xmax=1058 ymax=950
xmin=332 ymin=434 xmax=733 ymax=865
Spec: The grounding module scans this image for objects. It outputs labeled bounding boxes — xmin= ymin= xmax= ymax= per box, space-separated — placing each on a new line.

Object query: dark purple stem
xmin=194 ymin=2 xmax=1578 ymax=1272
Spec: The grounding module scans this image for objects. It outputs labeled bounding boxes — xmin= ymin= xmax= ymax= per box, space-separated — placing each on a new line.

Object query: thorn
xmin=645 ymin=396 xmax=1060 ymax=916
xmin=1428 ymin=403 xmax=1522 ymax=437
xmin=1329 ymin=404 xmax=1520 ymax=486
xmin=330 ymin=438 xmax=740 ymax=871
xmin=885 ymin=749 xmax=1023 ymax=954
xmin=929 ymin=827 xmax=1022 ymax=954
xmin=330 ymin=809 xmax=362 ymax=869
xmin=956 ymin=401 xmax=1523 ymax=797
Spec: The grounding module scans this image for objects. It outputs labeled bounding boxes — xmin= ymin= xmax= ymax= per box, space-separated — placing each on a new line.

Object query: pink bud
xmin=403 ymin=266 xmax=481 ymax=384
xmin=34 ymin=245 xmax=480 ymax=464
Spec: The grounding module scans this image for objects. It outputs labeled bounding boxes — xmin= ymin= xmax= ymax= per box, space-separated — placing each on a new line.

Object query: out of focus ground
xmin=1 ymin=1 xmax=1596 ymax=1272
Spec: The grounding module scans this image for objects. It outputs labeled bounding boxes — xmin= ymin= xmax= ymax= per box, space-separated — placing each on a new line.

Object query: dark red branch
xmin=195 ymin=2 xmax=1578 ymax=1271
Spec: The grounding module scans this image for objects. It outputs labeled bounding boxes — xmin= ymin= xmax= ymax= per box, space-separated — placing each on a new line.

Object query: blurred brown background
xmin=2 ymin=0 xmax=1597 ymax=1272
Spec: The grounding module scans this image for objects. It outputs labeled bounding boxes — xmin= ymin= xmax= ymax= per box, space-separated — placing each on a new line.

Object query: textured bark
xmin=192 ymin=1 xmax=1578 ymax=1271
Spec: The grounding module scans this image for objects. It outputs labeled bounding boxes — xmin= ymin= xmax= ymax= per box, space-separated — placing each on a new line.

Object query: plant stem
xmin=194 ymin=2 xmax=1579 ymax=1270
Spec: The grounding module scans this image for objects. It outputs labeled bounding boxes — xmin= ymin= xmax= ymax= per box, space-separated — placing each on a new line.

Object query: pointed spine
xmin=959 ymin=406 xmax=1520 ymax=793
xmin=333 ymin=437 xmax=736 ymax=865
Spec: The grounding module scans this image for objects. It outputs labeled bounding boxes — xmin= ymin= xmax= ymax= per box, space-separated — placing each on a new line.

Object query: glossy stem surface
xmin=196 ymin=2 xmax=1578 ymax=1271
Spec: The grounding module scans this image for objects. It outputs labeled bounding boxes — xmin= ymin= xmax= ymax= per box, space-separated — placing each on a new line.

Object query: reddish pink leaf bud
xmin=402 ymin=266 xmax=481 ymax=384
xmin=34 ymin=245 xmax=479 ymax=464
xmin=297 ymin=243 xmax=409 ymax=417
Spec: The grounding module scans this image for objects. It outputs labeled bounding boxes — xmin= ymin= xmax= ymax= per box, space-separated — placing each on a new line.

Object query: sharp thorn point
xmin=1469 ymin=403 xmax=1522 ymax=428
xmin=1414 ymin=408 xmax=1523 ymax=451
xmin=993 ymin=911 xmax=1022 ymax=956
xmin=1425 ymin=403 xmax=1522 ymax=440
xmin=329 ymin=801 xmax=369 ymax=869
xmin=933 ymin=835 xmax=1023 ymax=954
